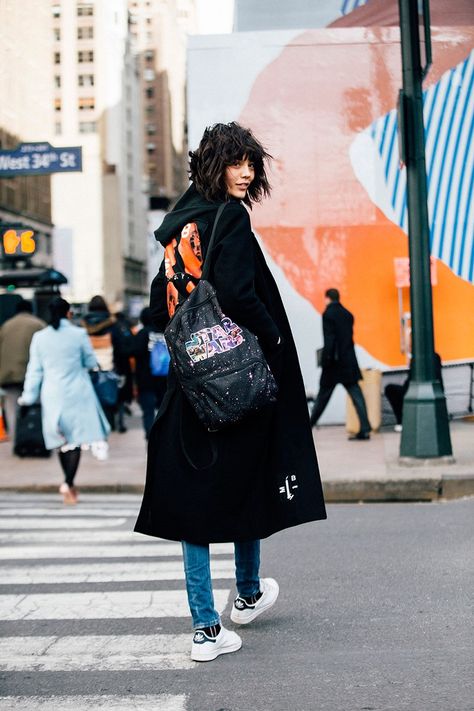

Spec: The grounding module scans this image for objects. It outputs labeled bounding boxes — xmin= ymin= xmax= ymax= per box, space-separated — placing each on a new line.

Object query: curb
xmin=2 ymin=477 xmax=474 ymax=502
xmin=322 ymin=475 xmax=474 ymax=502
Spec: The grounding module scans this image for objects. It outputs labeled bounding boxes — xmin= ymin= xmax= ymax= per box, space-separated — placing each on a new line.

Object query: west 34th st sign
xmin=0 ymin=142 xmax=82 ymax=176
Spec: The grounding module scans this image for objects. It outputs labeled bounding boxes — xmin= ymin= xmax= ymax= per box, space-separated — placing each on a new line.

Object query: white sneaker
xmin=191 ymin=625 xmax=242 ymax=662
xmin=394 ymin=424 xmax=403 ymax=433
xmin=230 ymin=577 xmax=279 ymax=625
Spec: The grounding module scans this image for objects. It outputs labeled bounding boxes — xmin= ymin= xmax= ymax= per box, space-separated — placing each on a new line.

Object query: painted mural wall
xmin=187 ymin=5 xmax=474 ymax=422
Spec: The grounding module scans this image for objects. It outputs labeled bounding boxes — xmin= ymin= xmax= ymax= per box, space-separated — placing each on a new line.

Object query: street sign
xmin=0 ymin=142 xmax=82 ymax=176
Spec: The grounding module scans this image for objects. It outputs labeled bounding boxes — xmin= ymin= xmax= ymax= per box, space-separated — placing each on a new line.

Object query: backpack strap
xmin=201 ymin=202 xmax=227 ymax=282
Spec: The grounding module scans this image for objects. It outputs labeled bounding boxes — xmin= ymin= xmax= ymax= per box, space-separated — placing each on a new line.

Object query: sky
xmin=195 ymin=0 xmax=235 ymax=34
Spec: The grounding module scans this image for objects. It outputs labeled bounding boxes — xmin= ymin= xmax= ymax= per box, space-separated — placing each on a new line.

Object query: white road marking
xmin=0 ymin=518 xmax=127 ymax=529
xmin=0 ymin=508 xmax=138 ymax=518
xmin=0 ymin=589 xmax=230 ymax=620
xmin=0 ymin=542 xmax=233 ymax=560
xmin=3 ymin=558 xmax=235 ymax=584
xmin=0 ymin=530 xmax=156 ymax=543
xmin=0 ymin=695 xmax=187 ymax=710
xmin=0 ymin=634 xmax=195 ymax=671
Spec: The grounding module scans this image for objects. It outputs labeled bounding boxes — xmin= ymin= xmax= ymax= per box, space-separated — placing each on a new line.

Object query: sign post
xmin=397 ymin=0 xmax=452 ymax=458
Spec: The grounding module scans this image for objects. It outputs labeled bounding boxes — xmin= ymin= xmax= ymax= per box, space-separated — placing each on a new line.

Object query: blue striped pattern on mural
xmin=340 ymin=0 xmax=369 ymax=15
xmin=369 ymin=51 xmax=474 ymax=283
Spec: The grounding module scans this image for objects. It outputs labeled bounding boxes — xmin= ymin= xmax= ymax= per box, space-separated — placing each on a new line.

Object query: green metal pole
xmin=398 ymin=0 xmax=452 ymax=458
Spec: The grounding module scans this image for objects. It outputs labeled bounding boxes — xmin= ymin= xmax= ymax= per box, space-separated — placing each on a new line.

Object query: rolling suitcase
xmin=14 ymin=404 xmax=51 ymax=458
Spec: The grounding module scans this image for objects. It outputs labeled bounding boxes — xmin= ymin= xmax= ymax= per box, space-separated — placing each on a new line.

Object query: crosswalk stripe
xmin=0 ymin=518 xmax=127 ymax=529
xmin=0 ymin=494 xmax=142 ymax=504
xmin=0 ymin=695 xmax=187 ymax=710
xmin=0 ymin=530 xmax=161 ymax=543
xmin=0 ymin=542 xmax=233 ymax=560
xmin=3 ymin=558 xmax=236 ymax=584
xmin=0 ymin=589 xmax=230 ymax=620
xmin=0 ymin=508 xmax=138 ymax=518
xmin=0 ymin=634 xmax=195 ymax=671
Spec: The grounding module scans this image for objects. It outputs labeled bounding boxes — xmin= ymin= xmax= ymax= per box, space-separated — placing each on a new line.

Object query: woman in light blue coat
xmin=20 ymin=297 xmax=110 ymax=503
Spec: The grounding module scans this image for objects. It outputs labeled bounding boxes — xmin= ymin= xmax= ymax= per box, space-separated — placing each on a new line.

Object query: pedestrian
xmin=310 ymin=288 xmax=371 ymax=440
xmin=123 ymin=307 xmax=167 ymax=439
xmin=385 ymin=352 xmax=444 ymax=432
xmin=19 ymin=297 xmax=110 ymax=504
xmin=113 ymin=311 xmax=135 ymax=433
xmin=81 ymin=295 xmax=124 ymax=431
xmin=135 ymin=122 xmax=326 ymax=661
xmin=0 ymin=299 xmax=45 ymax=443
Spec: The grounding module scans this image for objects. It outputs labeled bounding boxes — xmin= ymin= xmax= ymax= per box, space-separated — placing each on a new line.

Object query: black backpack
xmin=164 ymin=203 xmax=278 ymax=431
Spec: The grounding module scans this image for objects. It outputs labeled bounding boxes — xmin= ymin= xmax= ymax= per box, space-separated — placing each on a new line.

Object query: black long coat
xmin=320 ymin=301 xmax=362 ymax=388
xmin=135 ymin=185 xmax=326 ymax=544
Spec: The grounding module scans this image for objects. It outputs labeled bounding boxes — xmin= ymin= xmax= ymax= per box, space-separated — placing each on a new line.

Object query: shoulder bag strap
xmin=201 ymin=202 xmax=227 ymax=281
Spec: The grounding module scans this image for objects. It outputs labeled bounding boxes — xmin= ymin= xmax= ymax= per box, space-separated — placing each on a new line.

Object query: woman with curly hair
xmin=135 ymin=122 xmax=326 ymax=661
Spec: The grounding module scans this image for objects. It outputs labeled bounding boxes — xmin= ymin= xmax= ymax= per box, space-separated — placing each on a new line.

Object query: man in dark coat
xmin=310 ymin=288 xmax=371 ymax=440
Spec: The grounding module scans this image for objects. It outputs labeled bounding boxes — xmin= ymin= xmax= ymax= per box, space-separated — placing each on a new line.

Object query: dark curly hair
xmin=188 ymin=122 xmax=272 ymax=207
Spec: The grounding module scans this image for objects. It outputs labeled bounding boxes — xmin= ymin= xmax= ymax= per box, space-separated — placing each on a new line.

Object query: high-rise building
xmin=51 ymin=0 xmax=148 ymax=308
xmin=128 ymin=0 xmax=197 ymax=208
xmin=0 ymin=1 xmax=54 ymax=271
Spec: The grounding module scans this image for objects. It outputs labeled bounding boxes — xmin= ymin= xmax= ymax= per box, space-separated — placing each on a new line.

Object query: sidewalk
xmin=0 ymin=414 xmax=473 ymax=502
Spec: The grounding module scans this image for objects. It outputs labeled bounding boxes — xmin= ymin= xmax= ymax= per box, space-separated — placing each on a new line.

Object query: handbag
xmin=91 ymin=369 xmax=120 ymax=407
xmin=164 ymin=202 xmax=278 ymax=431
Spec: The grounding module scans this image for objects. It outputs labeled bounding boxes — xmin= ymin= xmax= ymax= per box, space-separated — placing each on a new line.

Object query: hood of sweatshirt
xmin=154 ymin=184 xmax=222 ymax=247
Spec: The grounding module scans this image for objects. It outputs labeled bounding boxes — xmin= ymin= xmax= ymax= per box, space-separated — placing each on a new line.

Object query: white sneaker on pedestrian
xmin=230 ymin=577 xmax=279 ymax=625
xmin=191 ymin=625 xmax=242 ymax=662
xmin=394 ymin=424 xmax=403 ymax=433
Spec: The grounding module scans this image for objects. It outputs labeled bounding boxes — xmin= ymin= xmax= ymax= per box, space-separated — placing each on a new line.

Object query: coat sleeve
xmin=21 ymin=333 xmax=44 ymax=404
xmin=322 ymin=311 xmax=337 ymax=366
xmin=210 ymin=204 xmax=281 ymax=350
xmin=80 ymin=329 xmax=99 ymax=370
xmin=150 ymin=259 xmax=169 ymax=332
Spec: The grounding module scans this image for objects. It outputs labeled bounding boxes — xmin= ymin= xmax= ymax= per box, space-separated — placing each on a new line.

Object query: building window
xmin=78 ymin=50 xmax=94 ymax=63
xmin=144 ymin=68 xmax=155 ymax=81
xmin=77 ymin=26 xmax=94 ymax=39
xmin=77 ymin=3 xmax=94 ymax=16
xmin=144 ymin=50 xmax=154 ymax=61
xmin=54 ymin=52 xmax=61 ymax=64
xmin=147 ymin=143 xmax=156 ymax=154
xmin=78 ymin=97 xmax=95 ymax=111
xmin=79 ymin=121 xmax=97 ymax=133
xmin=54 ymin=28 xmax=61 ymax=41
xmin=145 ymin=87 xmax=154 ymax=98
xmin=54 ymin=75 xmax=61 ymax=88
xmin=146 ymin=124 xmax=156 ymax=135
xmin=146 ymin=104 xmax=155 ymax=116
xmin=52 ymin=5 xmax=61 ymax=17
xmin=54 ymin=99 xmax=62 ymax=112
xmin=78 ymin=73 xmax=94 ymax=86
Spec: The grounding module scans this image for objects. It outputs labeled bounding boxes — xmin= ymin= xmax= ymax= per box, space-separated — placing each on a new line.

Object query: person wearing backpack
xmin=123 ymin=307 xmax=168 ymax=439
xmin=135 ymin=122 xmax=326 ymax=662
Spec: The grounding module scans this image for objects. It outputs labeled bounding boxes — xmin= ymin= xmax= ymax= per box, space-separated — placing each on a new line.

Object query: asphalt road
xmin=0 ymin=494 xmax=472 ymax=711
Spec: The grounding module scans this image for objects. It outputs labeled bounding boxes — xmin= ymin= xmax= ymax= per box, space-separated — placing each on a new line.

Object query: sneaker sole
xmin=230 ymin=581 xmax=279 ymax=625
xmin=191 ymin=638 xmax=242 ymax=662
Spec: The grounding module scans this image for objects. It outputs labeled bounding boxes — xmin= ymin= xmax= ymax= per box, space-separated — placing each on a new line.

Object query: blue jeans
xmin=181 ymin=540 xmax=260 ymax=629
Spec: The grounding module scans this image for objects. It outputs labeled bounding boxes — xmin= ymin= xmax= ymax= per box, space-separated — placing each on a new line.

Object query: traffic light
xmin=2 ymin=228 xmax=36 ymax=256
